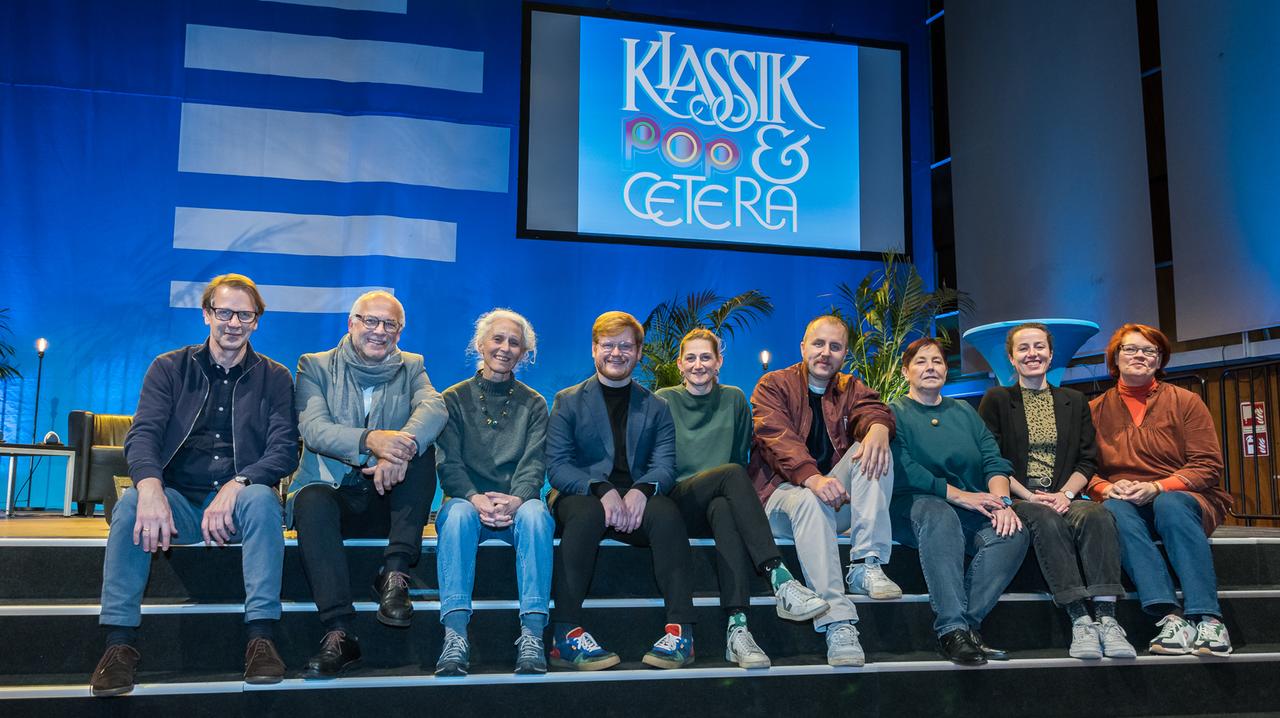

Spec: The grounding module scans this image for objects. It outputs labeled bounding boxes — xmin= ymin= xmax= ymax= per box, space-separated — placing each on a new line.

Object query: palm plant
xmin=834 ymin=254 xmax=971 ymax=402
xmin=639 ymin=290 xmax=774 ymax=389
xmin=0 ymin=309 xmax=20 ymax=381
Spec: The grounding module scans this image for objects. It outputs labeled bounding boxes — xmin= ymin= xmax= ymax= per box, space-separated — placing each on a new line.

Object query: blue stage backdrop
xmin=0 ymin=0 xmax=931 ymax=509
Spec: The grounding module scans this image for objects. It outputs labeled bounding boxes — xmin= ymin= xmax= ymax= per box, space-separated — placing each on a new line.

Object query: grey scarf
xmin=329 ymin=333 xmax=404 ymax=431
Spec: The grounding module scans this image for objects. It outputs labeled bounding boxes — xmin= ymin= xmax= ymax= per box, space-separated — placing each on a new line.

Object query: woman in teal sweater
xmin=889 ymin=338 xmax=1028 ymax=666
xmin=656 ymin=329 xmax=826 ymax=668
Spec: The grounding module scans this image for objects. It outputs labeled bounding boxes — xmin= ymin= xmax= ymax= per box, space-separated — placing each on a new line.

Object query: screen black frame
xmin=517 ymin=2 xmax=913 ymax=261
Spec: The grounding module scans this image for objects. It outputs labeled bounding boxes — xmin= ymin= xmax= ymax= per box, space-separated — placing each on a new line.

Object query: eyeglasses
xmin=209 ymin=306 xmax=260 ymax=323
xmin=353 ymin=314 xmax=402 ymax=333
xmin=1119 ymin=344 xmax=1160 ymax=358
xmin=598 ymin=341 xmax=637 ymax=355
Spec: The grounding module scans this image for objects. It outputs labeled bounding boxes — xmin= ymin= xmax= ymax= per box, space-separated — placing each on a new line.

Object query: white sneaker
xmin=1097 ymin=617 xmax=1137 ymax=658
xmin=1192 ymin=619 xmax=1233 ymax=657
xmin=725 ymin=625 xmax=771 ymax=669
xmin=825 ymin=621 xmax=865 ymax=667
xmin=1067 ymin=618 xmax=1102 ymax=659
xmin=1149 ymin=614 xmax=1196 ymax=655
xmin=774 ymin=579 xmax=830 ymax=622
xmin=846 ymin=561 xmax=903 ymax=600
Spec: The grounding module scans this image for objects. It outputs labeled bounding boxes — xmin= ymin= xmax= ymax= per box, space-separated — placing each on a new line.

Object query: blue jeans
xmin=1104 ymin=491 xmax=1221 ymax=618
xmin=435 ymin=497 xmax=553 ymax=621
xmin=99 ymin=484 xmax=284 ymax=627
xmin=892 ymin=493 xmax=1029 ymax=637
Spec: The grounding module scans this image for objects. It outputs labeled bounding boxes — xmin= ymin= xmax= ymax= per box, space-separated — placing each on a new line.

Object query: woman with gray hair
xmin=434 ymin=308 xmax=554 ymax=676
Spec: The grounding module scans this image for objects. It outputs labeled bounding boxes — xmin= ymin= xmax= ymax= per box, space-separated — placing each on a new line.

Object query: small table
xmin=962 ymin=319 xmax=1100 ymax=387
xmin=1 ymin=443 xmax=78 ymax=518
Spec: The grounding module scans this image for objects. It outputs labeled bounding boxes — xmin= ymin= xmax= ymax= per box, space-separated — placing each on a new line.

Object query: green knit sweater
xmin=435 ymin=374 xmax=549 ymax=501
xmin=889 ymin=396 xmax=1012 ymax=523
xmin=654 ymin=384 xmax=752 ymax=481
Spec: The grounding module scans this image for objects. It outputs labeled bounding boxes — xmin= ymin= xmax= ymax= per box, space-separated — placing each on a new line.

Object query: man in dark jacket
xmin=748 ymin=315 xmax=897 ymax=667
xmin=545 ymin=311 xmax=693 ymax=671
xmin=91 ymin=274 xmax=298 ymax=697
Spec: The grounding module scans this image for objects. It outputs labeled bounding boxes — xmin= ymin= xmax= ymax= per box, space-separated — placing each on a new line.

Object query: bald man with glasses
xmin=290 ymin=290 xmax=447 ymax=678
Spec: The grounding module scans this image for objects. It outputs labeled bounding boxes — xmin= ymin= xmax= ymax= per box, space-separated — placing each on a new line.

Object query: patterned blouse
xmin=1021 ymin=386 xmax=1057 ymax=489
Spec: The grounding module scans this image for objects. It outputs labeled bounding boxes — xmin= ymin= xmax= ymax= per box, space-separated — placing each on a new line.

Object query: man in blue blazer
xmin=546 ymin=311 xmax=693 ymax=671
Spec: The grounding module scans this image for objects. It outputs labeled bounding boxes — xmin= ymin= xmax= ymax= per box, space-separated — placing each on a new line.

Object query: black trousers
xmin=551 ymin=492 xmax=696 ymax=626
xmin=294 ymin=448 xmax=437 ymax=626
xmin=668 ymin=464 xmax=782 ymax=612
xmin=1014 ymin=499 xmax=1125 ymax=607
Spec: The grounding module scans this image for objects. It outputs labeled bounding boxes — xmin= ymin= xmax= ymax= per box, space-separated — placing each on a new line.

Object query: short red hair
xmin=592 ymin=311 xmax=644 ymax=345
xmin=1104 ymin=323 xmax=1171 ymax=379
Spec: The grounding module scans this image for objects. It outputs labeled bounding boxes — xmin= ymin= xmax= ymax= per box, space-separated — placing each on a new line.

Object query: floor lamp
xmin=30 ymin=338 xmax=47 ymax=444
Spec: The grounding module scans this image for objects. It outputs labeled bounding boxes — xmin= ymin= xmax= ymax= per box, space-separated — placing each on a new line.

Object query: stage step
xmin=4 ymin=651 xmax=1280 ymax=718
xmin=2 ymin=537 xmax=1278 ymax=602
xmin=1 ymin=593 xmax=1278 ymax=682
xmin=1 ymin=536 xmax=1278 ymax=717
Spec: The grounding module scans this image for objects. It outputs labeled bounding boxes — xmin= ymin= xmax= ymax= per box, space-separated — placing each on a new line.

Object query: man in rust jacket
xmin=748 ymin=315 xmax=897 ymax=667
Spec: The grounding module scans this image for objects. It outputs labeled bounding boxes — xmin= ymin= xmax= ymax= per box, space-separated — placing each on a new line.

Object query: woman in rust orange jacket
xmin=1089 ymin=323 xmax=1233 ymax=657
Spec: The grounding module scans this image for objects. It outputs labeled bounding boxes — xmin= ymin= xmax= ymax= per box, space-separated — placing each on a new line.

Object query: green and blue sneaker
xmin=549 ymin=627 xmax=620 ymax=671
xmin=642 ymin=624 xmax=694 ymax=669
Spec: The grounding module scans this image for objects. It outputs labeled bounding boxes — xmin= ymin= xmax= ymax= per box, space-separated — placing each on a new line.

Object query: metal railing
xmin=1065 ymin=365 xmax=1278 ymax=523
xmin=1065 ymin=373 xmax=1207 ymax=403
xmin=1219 ymin=362 xmax=1280 ymax=522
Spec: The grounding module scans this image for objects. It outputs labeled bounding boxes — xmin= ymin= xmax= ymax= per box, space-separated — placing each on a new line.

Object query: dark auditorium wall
xmin=0 ymin=0 xmax=934 ymax=508
xmin=944 ymin=0 xmax=1160 ymax=367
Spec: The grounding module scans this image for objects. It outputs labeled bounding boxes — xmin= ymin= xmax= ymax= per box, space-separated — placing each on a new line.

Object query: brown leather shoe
xmin=90 ymin=644 xmax=140 ymax=697
xmin=244 ymin=637 xmax=286 ymax=685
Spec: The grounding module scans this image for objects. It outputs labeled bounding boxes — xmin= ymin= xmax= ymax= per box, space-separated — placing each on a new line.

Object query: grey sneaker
xmin=846 ymin=562 xmax=903 ymax=600
xmin=1149 ymin=614 xmax=1196 ymax=655
xmin=1192 ymin=619 xmax=1233 ymax=657
xmin=435 ymin=629 xmax=470 ymax=677
xmin=514 ymin=626 xmax=547 ymax=674
xmin=1098 ymin=617 xmax=1137 ymax=658
xmin=1068 ymin=618 xmax=1102 ymax=659
xmin=774 ymin=579 xmax=830 ymax=622
xmin=825 ymin=621 xmax=865 ymax=667
xmin=725 ymin=625 xmax=771 ymax=669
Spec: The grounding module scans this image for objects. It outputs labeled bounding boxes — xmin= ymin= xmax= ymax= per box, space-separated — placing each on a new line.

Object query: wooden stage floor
xmin=0 ymin=514 xmax=440 ymax=539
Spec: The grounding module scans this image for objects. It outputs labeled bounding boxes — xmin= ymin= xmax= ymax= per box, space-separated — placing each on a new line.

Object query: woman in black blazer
xmin=977 ymin=323 xmax=1135 ymax=660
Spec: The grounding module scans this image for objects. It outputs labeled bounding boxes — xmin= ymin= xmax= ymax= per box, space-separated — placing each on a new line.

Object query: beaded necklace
xmin=477 ymin=371 xmax=515 ymax=428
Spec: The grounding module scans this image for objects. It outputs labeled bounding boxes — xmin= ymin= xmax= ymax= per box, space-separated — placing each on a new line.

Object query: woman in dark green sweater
xmin=434 ymin=309 xmax=552 ymax=677
xmin=655 ymin=329 xmax=826 ymax=668
xmin=888 ymin=338 xmax=1028 ymax=666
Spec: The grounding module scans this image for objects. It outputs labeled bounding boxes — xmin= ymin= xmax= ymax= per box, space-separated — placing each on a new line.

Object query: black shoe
xmin=244 ymin=637 xmax=286 ymax=685
xmin=90 ymin=644 xmax=140 ymax=697
xmin=373 ymin=569 xmax=413 ymax=627
xmin=969 ymin=629 xmax=1009 ymax=661
xmin=938 ymin=629 xmax=986 ymax=666
xmin=304 ymin=630 xmax=361 ymax=679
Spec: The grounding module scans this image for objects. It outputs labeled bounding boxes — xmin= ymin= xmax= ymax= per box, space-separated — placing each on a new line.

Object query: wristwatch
xmin=1063 ymin=489 xmax=1077 ymax=500
xmin=232 ymin=475 xmax=250 ymax=487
